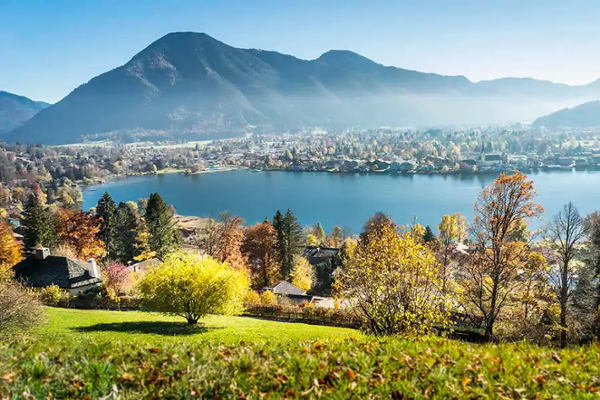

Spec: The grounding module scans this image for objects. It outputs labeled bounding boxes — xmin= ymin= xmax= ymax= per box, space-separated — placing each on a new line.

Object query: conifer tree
xmin=96 ymin=192 xmax=117 ymax=257
xmin=423 ymin=226 xmax=436 ymax=243
xmin=273 ymin=209 xmax=303 ymax=279
xmin=315 ymin=222 xmax=325 ymax=244
xmin=145 ymin=193 xmax=180 ymax=258
xmin=23 ymin=193 xmax=58 ymax=252
xmin=114 ymin=202 xmax=140 ymax=263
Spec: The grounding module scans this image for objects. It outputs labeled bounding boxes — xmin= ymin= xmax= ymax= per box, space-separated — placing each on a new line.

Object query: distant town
xmin=2 ymin=125 xmax=600 ymax=195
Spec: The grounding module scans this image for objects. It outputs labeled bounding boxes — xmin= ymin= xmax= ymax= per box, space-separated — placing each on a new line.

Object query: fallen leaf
xmin=346 ymin=369 xmax=356 ymax=380
xmin=551 ymin=352 xmax=562 ymax=363
xmin=2 ymin=373 xmax=15 ymax=381
xmin=121 ymin=373 xmax=134 ymax=381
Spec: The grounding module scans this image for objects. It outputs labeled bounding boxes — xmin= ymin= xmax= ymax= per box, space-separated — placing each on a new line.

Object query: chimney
xmin=88 ymin=258 xmax=101 ymax=279
xmin=35 ymin=247 xmax=50 ymax=260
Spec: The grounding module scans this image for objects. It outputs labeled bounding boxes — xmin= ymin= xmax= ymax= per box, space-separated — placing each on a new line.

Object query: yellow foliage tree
xmin=437 ymin=213 xmax=467 ymax=292
xmin=0 ymin=219 xmax=22 ymax=280
xmin=337 ymin=224 xmax=450 ymax=336
xmin=133 ymin=227 xmax=157 ymax=262
xmin=137 ymin=251 xmax=249 ymax=324
xmin=290 ymin=255 xmax=313 ymax=291
xmin=260 ymin=290 xmax=277 ymax=305
xmin=461 ymin=172 xmax=544 ymax=339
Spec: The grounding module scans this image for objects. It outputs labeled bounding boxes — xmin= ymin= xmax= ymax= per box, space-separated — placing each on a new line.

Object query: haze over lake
xmin=83 ymin=170 xmax=600 ymax=233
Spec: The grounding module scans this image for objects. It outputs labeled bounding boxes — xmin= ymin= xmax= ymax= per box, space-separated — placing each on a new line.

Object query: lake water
xmin=82 ymin=170 xmax=600 ymax=233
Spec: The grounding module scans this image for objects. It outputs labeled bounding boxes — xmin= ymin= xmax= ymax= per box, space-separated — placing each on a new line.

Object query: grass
xmin=34 ymin=307 xmax=360 ymax=345
xmin=1 ymin=308 xmax=600 ymax=399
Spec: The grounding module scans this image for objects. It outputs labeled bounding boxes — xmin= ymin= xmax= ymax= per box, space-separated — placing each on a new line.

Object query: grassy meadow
xmin=1 ymin=308 xmax=600 ymax=399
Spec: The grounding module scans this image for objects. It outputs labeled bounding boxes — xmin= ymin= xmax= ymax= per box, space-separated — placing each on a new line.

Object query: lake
xmin=82 ymin=170 xmax=600 ymax=233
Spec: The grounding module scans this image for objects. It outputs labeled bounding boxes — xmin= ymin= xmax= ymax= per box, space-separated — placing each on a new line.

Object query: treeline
xmin=336 ymin=172 xmax=600 ymax=345
xmin=1 ymin=187 xmax=344 ymax=296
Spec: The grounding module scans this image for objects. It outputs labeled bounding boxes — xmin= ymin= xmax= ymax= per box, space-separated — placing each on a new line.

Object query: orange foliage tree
xmin=215 ymin=213 xmax=248 ymax=271
xmin=57 ymin=209 xmax=105 ymax=260
xmin=461 ymin=172 xmax=544 ymax=339
xmin=0 ymin=219 xmax=23 ymax=279
xmin=242 ymin=220 xmax=280 ymax=287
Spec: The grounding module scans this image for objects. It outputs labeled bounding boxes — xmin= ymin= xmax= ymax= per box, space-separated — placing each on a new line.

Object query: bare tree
xmin=546 ymin=202 xmax=587 ymax=348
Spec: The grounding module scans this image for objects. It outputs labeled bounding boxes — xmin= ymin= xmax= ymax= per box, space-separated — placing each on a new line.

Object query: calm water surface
xmin=82 ymin=170 xmax=600 ymax=233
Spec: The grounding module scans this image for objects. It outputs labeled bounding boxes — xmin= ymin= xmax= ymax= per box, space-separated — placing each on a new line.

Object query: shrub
xmin=0 ymin=280 xmax=45 ymax=337
xmin=39 ymin=284 xmax=70 ymax=307
xmin=102 ymin=262 xmax=129 ymax=296
xmin=337 ymin=224 xmax=450 ymax=336
xmin=138 ymin=251 xmax=249 ymax=324
xmin=260 ymin=290 xmax=277 ymax=305
xmin=244 ymin=290 xmax=261 ymax=305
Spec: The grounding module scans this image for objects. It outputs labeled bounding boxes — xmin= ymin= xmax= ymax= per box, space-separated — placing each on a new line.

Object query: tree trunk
xmin=559 ymin=260 xmax=569 ymax=348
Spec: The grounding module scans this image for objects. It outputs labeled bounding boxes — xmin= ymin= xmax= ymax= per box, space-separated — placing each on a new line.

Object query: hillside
xmin=2 ymin=308 xmax=599 ymax=399
xmin=0 ymin=91 xmax=49 ymax=134
xmin=533 ymin=100 xmax=600 ymax=128
xmin=6 ymin=32 xmax=600 ymax=144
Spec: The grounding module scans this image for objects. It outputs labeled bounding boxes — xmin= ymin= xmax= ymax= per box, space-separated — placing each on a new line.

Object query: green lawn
xmin=1 ymin=308 xmax=600 ymax=399
xmin=35 ymin=307 xmax=360 ymax=346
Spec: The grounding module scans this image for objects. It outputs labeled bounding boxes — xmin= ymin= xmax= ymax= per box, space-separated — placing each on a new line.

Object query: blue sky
xmin=1 ymin=0 xmax=599 ymax=103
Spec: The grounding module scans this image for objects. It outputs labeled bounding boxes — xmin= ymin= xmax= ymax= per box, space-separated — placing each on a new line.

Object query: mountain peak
xmin=316 ymin=50 xmax=379 ymax=67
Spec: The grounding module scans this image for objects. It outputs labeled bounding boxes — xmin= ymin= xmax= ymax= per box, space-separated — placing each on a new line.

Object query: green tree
xmin=95 ymin=192 xmax=117 ymax=258
xmin=423 ymin=226 xmax=436 ymax=243
xmin=23 ymin=193 xmax=58 ymax=252
xmin=315 ymin=222 xmax=325 ymax=244
xmin=138 ymin=251 xmax=249 ymax=324
xmin=273 ymin=209 xmax=303 ymax=279
xmin=145 ymin=193 xmax=181 ymax=258
xmin=114 ymin=202 xmax=141 ymax=263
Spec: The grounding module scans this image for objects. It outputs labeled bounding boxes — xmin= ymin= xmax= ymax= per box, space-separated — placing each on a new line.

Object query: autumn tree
xmin=546 ymin=202 xmax=588 ymax=347
xmin=306 ymin=234 xmax=319 ymax=247
xmin=193 ymin=218 xmax=220 ymax=257
xmin=133 ymin=222 xmax=157 ymax=262
xmin=57 ymin=209 xmax=105 ymax=260
xmin=359 ymin=212 xmax=396 ymax=246
xmin=585 ymin=211 xmax=600 ymax=305
xmin=145 ymin=193 xmax=181 ymax=258
xmin=461 ymin=172 xmax=544 ymax=340
xmin=337 ymin=224 xmax=449 ymax=336
xmin=96 ymin=192 xmax=117 ymax=257
xmin=102 ymin=261 xmax=129 ymax=296
xmin=327 ymin=226 xmax=343 ymax=248
xmin=290 ymin=255 xmax=313 ymax=291
xmin=242 ymin=220 xmax=279 ymax=287
xmin=23 ymin=193 xmax=58 ymax=252
xmin=273 ymin=209 xmax=303 ymax=279
xmin=215 ymin=212 xmax=248 ymax=271
xmin=438 ymin=213 xmax=467 ymax=293
xmin=138 ymin=251 xmax=249 ymax=324
xmin=0 ymin=219 xmax=22 ymax=280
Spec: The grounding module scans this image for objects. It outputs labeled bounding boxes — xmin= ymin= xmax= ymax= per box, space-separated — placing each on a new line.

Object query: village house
xmin=12 ymin=248 xmax=103 ymax=296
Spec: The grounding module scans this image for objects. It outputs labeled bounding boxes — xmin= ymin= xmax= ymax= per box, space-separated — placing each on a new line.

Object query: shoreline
xmin=82 ymin=165 xmax=598 ymax=189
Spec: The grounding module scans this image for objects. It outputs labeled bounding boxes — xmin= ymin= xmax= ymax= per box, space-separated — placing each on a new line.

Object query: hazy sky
xmin=2 ymin=0 xmax=599 ymax=103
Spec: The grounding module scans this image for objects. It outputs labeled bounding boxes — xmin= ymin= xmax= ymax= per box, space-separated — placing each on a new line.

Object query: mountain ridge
xmin=6 ymin=32 xmax=600 ymax=144
xmin=0 ymin=91 xmax=50 ymax=135
xmin=533 ymin=100 xmax=600 ymax=128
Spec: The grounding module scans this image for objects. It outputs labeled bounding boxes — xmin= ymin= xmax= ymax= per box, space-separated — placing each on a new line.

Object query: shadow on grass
xmin=74 ymin=321 xmax=222 ymax=336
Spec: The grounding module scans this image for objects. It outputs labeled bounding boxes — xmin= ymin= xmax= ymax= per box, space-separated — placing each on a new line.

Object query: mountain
xmin=533 ymin=101 xmax=600 ymax=128
xmin=6 ymin=32 xmax=600 ymax=144
xmin=0 ymin=91 xmax=49 ymax=134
